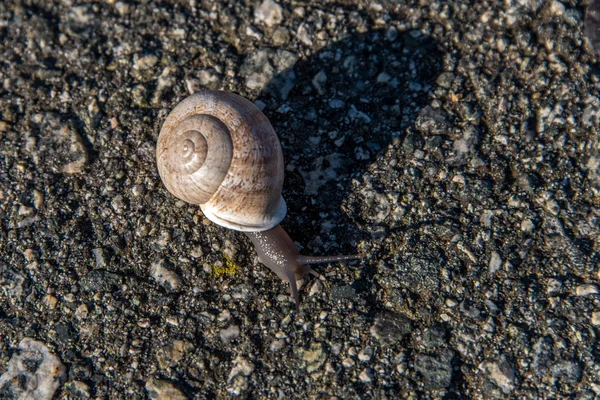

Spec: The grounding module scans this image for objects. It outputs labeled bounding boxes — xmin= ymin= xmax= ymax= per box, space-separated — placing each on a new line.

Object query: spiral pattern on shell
xmin=157 ymin=91 xmax=286 ymax=232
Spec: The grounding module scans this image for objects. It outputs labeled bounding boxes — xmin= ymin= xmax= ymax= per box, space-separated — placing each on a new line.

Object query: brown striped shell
xmin=156 ymin=91 xmax=286 ymax=232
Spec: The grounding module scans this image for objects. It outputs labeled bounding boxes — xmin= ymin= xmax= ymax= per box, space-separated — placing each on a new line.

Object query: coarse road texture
xmin=1 ymin=0 xmax=600 ymax=398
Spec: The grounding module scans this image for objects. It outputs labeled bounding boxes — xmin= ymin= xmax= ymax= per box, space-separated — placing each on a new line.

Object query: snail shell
xmin=157 ymin=91 xmax=286 ymax=232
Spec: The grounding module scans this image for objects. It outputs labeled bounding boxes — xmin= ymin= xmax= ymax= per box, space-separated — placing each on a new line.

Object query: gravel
xmin=1 ymin=0 xmax=600 ymax=398
xmin=0 ymin=338 xmax=67 ymax=399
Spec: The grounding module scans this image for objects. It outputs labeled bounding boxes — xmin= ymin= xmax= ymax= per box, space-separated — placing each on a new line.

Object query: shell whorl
xmin=157 ymin=90 xmax=287 ymax=232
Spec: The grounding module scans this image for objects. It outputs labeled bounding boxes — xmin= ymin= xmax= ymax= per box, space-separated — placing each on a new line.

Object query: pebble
xmin=348 ymin=105 xmax=372 ymax=123
xmin=246 ymin=25 xmax=262 ymax=39
xmin=358 ymin=347 xmax=374 ymax=362
xmin=114 ymin=1 xmax=132 ymax=16
xmin=550 ymin=1 xmax=565 ymax=16
xmin=0 ymin=338 xmax=67 ymax=400
xmin=19 ymin=205 xmax=35 ymax=216
xmin=18 ymin=215 xmax=39 ymax=228
xmin=551 ymin=360 xmax=582 ymax=383
xmin=272 ymin=27 xmax=290 ymax=45
xmin=342 ymin=357 xmax=355 ymax=368
xmin=68 ymin=381 xmax=91 ymax=399
xmin=61 ymin=127 xmax=88 ymax=174
xmin=309 ymin=279 xmax=323 ymax=296
xmin=145 ymin=379 xmax=187 ymax=400
xmin=592 ymin=311 xmax=600 ymax=326
xmin=231 ymin=283 xmax=255 ymax=301
xmin=134 ymin=54 xmax=159 ymax=70
xmin=240 ymin=48 xmax=298 ymax=99
xmin=521 ymin=219 xmax=535 ymax=232
xmin=157 ymin=340 xmax=193 ymax=369
xmin=219 ymin=324 xmax=241 ymax=344
xmin=153 ymin=67 xmax=178 ymax=104
xmin=423 ymin=326 xmax=447 ymax=348
xmin=586 ymin=0 xmax=600 ymax=52
xmin=370 ymin=313 xmax=413 ymax=344
xmin=33 ymin=189 xmax=44 ymax=209
xmin=312 ymin=70 xmax=327 ymax=95
xmin=480 ymin=356 xmax=516 ymax=394
xmin=132 ymin=184 xmax=145 ymax=196
xmin=576 ymin=283 xmax=599 ymax=296
xmin=75 ymin=303 xmax=89 ymax=319
xmin=445 ymin=298 xmax=458 ymax=307
xmin=269 ymin=339 xmax=285 ymax=352
xmin=45 ymin=294 xmax=59 ymax=309
xmin=376 ymin=72 xmax=391 ymax=83
xmin=23 ymin=248 xmax=36 ymax=262
xmin=414 ymin=351 xmax=453 ymax=389
xmin=254 ymin=0 xmax=283 ymax=27
xmin=359 ymin=368 xmax=374 ymax=382
xmin=150 ymin=259 xmax=182 ymax=290
xmin=489 ymin=251 xmax=502 ymax=274
xmin=227 ymin=356 xmax=255 ymax=395
xmin=331 ymin=285 xmax=356 ymax=300
xmin=92 ymin=248 xmax=106 ymax=268
xmin=111 ymin=195 xmax=126 ymax=213
xmin=296 ymin=23 xmax=312 ymax=46
xmin=302 ymin=342 xmax=327 ymax=373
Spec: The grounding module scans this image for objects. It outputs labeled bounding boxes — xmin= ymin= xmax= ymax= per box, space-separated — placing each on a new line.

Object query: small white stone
xmin=33 ymin=189 xmax=44 ymax=209
xmin=254 ymin=0 xmax=283 ymax=27
xmin=452 ymin=174 xmax=465 ymax=184
xmin=269 ymin=339 xmax=285 ymax=352
xmin=359 ymin=368 xmax=374 ymax=382
xmin=342 ymin=357 xmax=355 ymax=368
xmin=150 ymin=259 xmax=182 ymax=290
xmin=297 ymin=23 xmax=312 ymax=46
xmin=521 ymin=219 xmax=535 ymax=232
xmin=227 ymin=356 xmax=255 ymax=395
xmin=0 ymin=338 xmax=67 ymax=400
xmin=489 ymin=252 xmax=502 ymax=274
xmin=576 ymin=284 xmax=599 ymax=296
xmin=131 ymin=184 xmax=145 ymax=196
xmin=220 ymin=325 xmax=241 ymax=344
xmin=218 ymin=309 xmax=231 ymax=322
xmin=111 ymin=195 xmax=126 ymax=213
xmin=246 ymin=25 xmax=262 ymax=39
xmin=309 ymin=280 xmax=323 ymax=297
xmin=134 ymin=54 xmax=158 ymax=70
xmin=592 ymin=312 xmax=600 ymax=326
xmin=114 ymin=2 xmax=132 ymax=16
xmin=75 ymin=304 xmax=89 ymax=320
xmin=550 ymin=1 xmax=565 ymax=16
xmin=358 ymin=347 xmax=374 ymax=362
xmin=18 ymin=205 xmax=35 ymax=216
xmin=481 ymin=359 xmax=515 ymax=394
xmin=445 ymin=298 xmax=458 ymax=307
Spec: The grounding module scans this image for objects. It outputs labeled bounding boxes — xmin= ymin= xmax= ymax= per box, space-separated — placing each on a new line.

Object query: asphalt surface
xmin=1 ymin=0 xmax=599 ymax=398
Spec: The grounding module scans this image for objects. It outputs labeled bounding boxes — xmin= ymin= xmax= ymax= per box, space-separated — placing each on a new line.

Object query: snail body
xmin=157 ymin=90 xmax=359 ymax=309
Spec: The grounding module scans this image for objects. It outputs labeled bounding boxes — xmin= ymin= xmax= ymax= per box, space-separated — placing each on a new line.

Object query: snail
xmin=156 ymin=90 xmax=360 ymax=309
